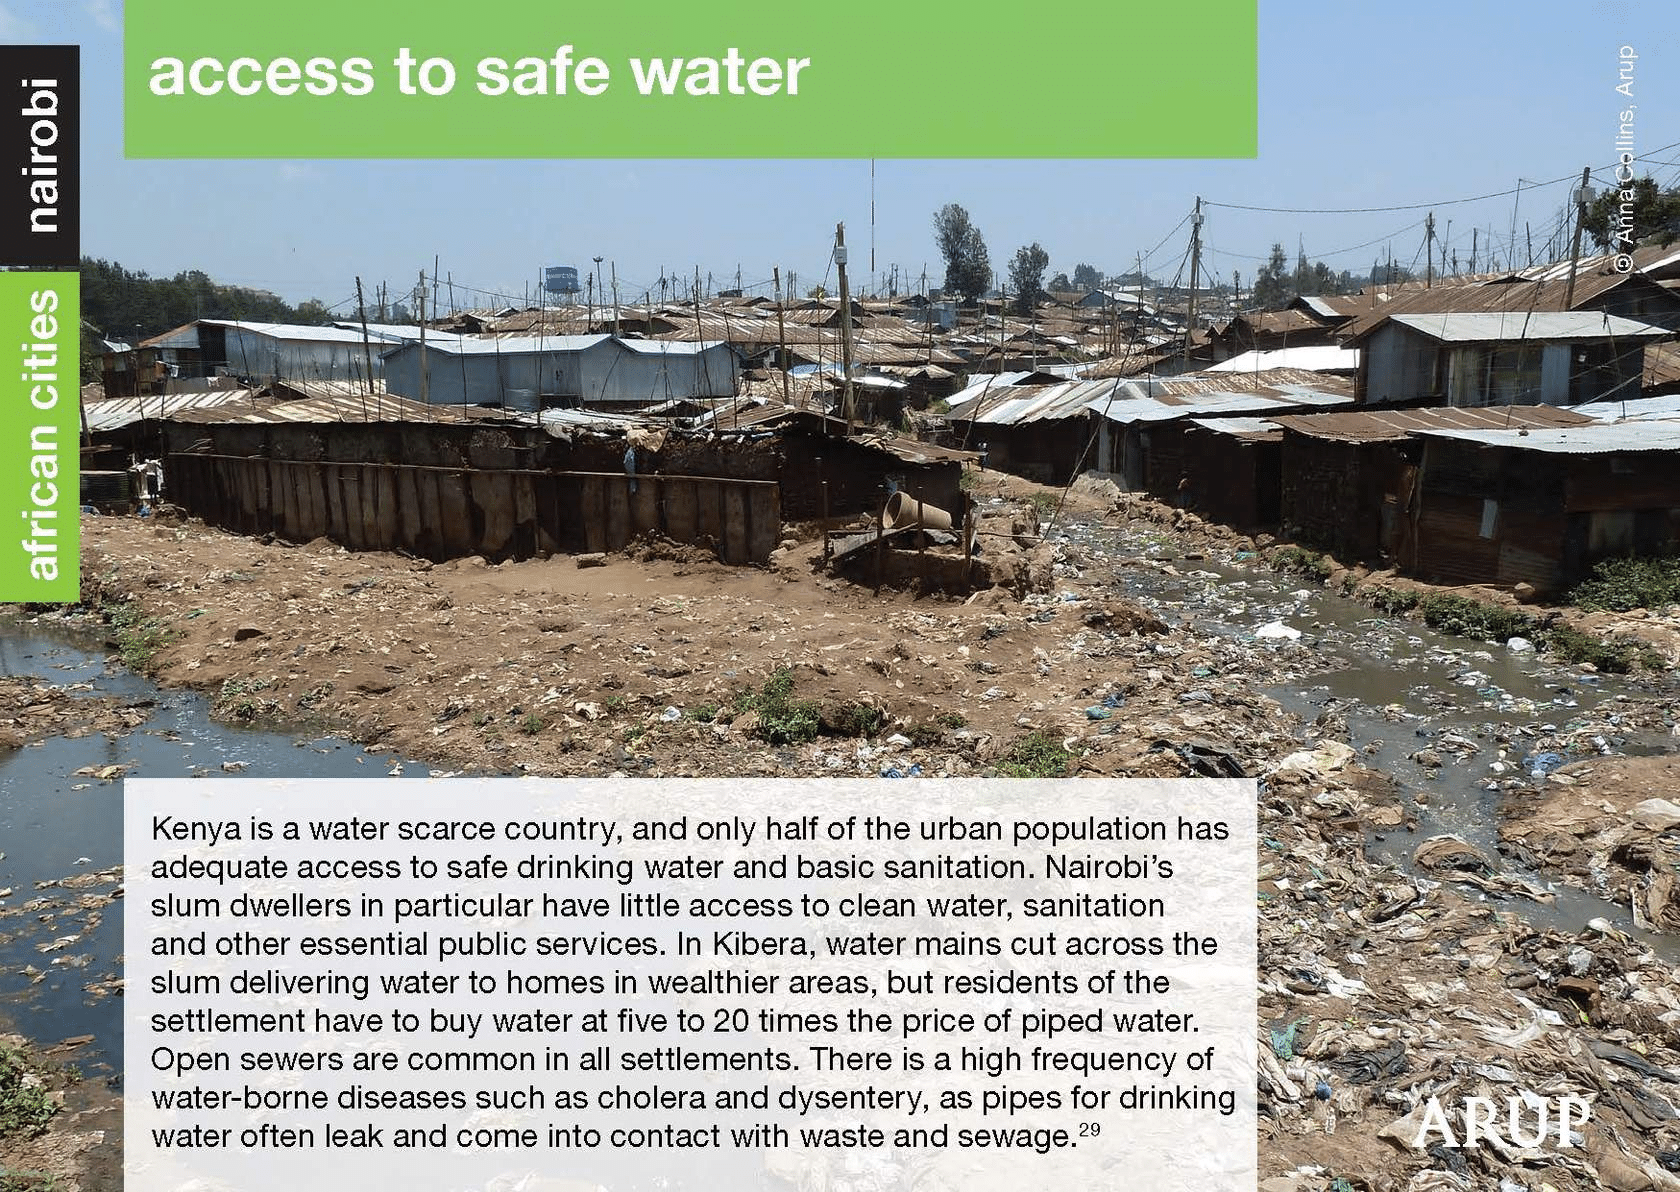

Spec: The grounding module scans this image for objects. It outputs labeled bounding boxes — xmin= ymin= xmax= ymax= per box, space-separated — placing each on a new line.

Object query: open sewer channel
xmin=0 ymin=625 xmax=434 ymax=1086
xmin=0 ymin=623 xmax=776 ymax=1191
xmin=1056 ymin=513 xmax=1680 ymax=962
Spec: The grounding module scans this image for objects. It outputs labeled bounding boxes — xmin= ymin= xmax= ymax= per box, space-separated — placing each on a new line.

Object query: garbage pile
xmin=1258 ymin=746 xmax=1680 ymax=1190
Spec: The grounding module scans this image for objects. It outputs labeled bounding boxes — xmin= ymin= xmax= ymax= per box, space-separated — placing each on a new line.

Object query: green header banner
xmin=1 ymin=270 xmax=79 ymax=603
xmin=124 ymin=0 xmax=1257 ymax=159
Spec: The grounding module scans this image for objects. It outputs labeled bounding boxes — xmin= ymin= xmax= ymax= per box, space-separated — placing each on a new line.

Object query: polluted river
xmin=1063 ymin=510 xmax=1680 ymax=954
xmin=7 ymin=514 xmax=1676 ymax=1068
xmin=0 ymin=625 xmax=432 ymax=1088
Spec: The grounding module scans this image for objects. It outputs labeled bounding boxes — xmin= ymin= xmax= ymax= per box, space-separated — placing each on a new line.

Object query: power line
xmin=1203 ymin=142 xmax=1680 ymax=216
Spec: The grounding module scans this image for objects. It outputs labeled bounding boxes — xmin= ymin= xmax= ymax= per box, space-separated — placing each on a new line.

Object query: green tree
xmin=1252 ymin=243 xmax=1291 ymax=307
xmin=932 ymin=203 xmax=992 ymax=303
xmin=1584 ymin=175 xmax=1680 ymax=252
xmin=1007 ymin=242 xmax=1050 ymax=314
xmin=1047 ymin=271 xmax=1072 ymax=293
xmin=1072 ymin=262 xmax=1103 ymax=291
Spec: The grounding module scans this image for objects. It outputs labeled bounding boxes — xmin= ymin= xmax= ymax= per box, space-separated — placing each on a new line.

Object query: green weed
xmin=1418 ymin=594 xmax=1535 ymax=642
xmin=1569 ymin=554 xmax=1680 ymax=613
xmin=999 ymin=730 xmax=1073 ymax=778
xmin=0 ymin=1044 xmax=57 ymax=1140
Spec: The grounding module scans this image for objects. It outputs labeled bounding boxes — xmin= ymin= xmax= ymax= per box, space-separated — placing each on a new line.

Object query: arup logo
xmin=1412 ymin=1095 xmax=1590 ymax=1150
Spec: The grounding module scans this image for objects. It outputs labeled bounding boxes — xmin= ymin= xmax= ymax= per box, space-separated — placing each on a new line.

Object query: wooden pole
xmin=417 ymin=269 xmax=429 ymax=408
xmin=874 ymin=496 xmax=884 ymax=595
xmin=355 ymin=276 xmax=374 ymax=420
xmin=818 ymin=456 xmax=829 ymax=562
xmin=774 ymin=266 xmax=790 ymax=404
xmin=835 ymin=222 xmax=856 ymax=434
xmin=1564 ymin=166 xmax=1593 ymax=309
xmin=1185 ymin=197 xmax=1203 ymax=355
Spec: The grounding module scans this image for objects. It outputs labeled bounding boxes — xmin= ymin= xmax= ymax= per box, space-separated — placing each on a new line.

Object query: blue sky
xmin=9 ymin=1 xmax=1680 ymax=311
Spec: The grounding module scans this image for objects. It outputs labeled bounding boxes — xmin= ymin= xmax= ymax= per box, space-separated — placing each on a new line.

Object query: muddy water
xmin=1059 ymin=516 xmax=1680 ymax=953
xmin=0 ymin=627 xmax=433 ymax=1081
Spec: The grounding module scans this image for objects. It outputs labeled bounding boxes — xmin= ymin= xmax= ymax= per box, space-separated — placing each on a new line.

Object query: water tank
xmin=544 ymin=266 xmax=581 ymax=296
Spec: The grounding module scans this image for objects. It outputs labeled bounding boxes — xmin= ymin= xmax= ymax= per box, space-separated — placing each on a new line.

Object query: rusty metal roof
xmin=83 ymin=388 xmax=263 ymax=431
xmin=1271 ymin=404 xmax=1592 ymax=442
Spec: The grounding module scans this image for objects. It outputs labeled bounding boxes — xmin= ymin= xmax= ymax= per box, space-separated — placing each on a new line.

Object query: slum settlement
xmin=82 ymin=243 xmax=1680 ymax=592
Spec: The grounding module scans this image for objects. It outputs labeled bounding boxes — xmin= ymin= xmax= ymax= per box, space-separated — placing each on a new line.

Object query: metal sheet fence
xmin=167 ymin=453 xmax=780 ymax=564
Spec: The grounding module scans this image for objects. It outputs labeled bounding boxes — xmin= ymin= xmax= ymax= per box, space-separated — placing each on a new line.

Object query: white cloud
xmin=84 ymin=0 xmax=120 ymax=34
xmin=0 ymin=4 xmax=38 ymax=38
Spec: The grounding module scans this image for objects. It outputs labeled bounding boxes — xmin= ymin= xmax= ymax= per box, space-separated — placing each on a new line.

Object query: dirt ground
xmin=60 ymin=479 xmax=1307 ymax=784
xmin=13 ymin=475 xmax=1680 ymax=1189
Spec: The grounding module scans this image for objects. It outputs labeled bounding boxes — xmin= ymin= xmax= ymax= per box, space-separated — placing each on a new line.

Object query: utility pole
xmin=693 ymin=266 xmax=704 ymax=353
xmin=1185 ymin=197 xmax=1203 ymax=355
xmin=1470 ymin=227 xmax=1477 ymax=275
xmin=611 ymin=262 xmax=621 ymax=336
xmin=354 ymin=276 xmax=375 ymax=419
xmin=774 ymin=266 xmax=790 ymax=404
xmin=417 ymin=269 xmax=428 ymax=407
xmin=835 ymin=223 xmax=857 ymax=434
xmin=1564 ymin=166 xmax=1594 ymax=309
xmin=1425 ymin=213 xmax=1435 ymax=288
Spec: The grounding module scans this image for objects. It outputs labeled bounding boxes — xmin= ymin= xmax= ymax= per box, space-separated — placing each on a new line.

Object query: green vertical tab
xmin=1 ymin=270 xmax=79 ymax=602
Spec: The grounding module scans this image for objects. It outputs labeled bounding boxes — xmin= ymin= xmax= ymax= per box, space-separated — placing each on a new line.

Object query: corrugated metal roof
xmin=381 ymin=335 xmax=613 ymax=357
xmin=1186 ymin=416 xmax=1282 ymax=441
xmin=1414 ymin=422 xmax=1680 ymax=454
xmin=200 ymin=320 xmax=377 ymax=345
xmin=83 ymin=389 xmax=263 ymax=431
xmin=1092 ymin=384 xmax=1351 ymax=425
xmin=1206 ymin=345 xmax=1359 ymax=373
xmin=948 ymin=368 xmax=1354 ymax=427
xmin=331 ymin=322 xmax=468 ymax=344
xmin=1575 ymin=394 xmax=1680 ymax=422
xmin=616 ymin=339 xmax=730 ymax=357
xmin=1339 ymin=265 xmax=1679 ymax=339
xmin=165 ymin=393 xmax=469 ymax=424
xmin=1385 ymin=311 xmax=1669 ymax=343
xmin=1271 ymin=404 xmax=1592 ymax=442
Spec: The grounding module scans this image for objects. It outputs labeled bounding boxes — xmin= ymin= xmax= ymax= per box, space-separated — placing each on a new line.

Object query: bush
xmin=1367 ymin=586 xmax=1419 ymax=616
xmin=1418 ymin=594 xmax=1535 ymax=642
xmin=105 ymin=600 xmax=172 ymax=674
xmin=833 ymin=703 xmax=886 ymax=738
xmin=1272 ymin=546 xmax=1333 ymax=582
xmin=999 ymin=730 xmax=1073 ymax=778
xmin=1540 ymin=625 xmax=1636 ymax=674
xmin=1569 ymin=554 xmax=1680 ymax=612
xmin=0 ymin=1044 xmax=57 ymax=1140
xmin=737 ymin=668 xmax=821 ymax=746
